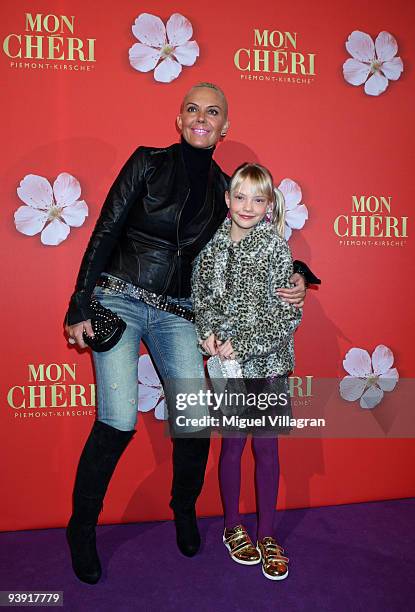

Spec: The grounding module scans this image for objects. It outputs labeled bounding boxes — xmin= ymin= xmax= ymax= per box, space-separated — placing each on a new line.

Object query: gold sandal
xmin=257 ymin=537 xmax=289 ymax=580
xmin=223 ymin=525 xmax=261 ymax=565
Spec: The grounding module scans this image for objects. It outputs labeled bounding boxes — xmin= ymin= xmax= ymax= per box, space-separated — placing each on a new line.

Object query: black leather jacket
xmin=67 ymin=143 xmax=229 ymax=325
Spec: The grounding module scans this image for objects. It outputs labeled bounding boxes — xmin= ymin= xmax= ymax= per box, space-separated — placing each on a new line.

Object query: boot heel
xmin=66 ymin=516 xmax=102 ymax=584
xmin=173 ymin=508 xmax=201 ymax=557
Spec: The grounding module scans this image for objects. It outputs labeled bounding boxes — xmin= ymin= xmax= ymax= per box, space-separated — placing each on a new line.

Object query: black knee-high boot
xmin=170 ymin=436 xmax=210 ymax=557
xmin=66 ymin=420 xmax=135 ymax=584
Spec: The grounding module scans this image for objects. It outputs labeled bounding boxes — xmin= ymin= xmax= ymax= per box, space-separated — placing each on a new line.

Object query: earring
xmin=266 ymin=208 xmax=272 ymax=222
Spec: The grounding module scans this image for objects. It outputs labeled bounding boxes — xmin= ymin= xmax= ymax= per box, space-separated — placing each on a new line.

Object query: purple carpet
xmin=1 ymin=499 xmax=414 ymax=611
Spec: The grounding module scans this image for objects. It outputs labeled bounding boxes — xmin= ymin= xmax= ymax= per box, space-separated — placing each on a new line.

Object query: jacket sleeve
xmin=293 ymin=260 xmax=321 ymax=285
xmin=230 ymin=240 xmax=302 ymax=363
xmin=191 ymin=246 xmax=226 ymax=343
xmin=66 ymin=147 xmax=147 ymax=325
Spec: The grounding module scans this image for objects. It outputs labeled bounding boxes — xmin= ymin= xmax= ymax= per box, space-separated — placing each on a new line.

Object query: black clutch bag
xmin=82 ymin=299 xmax=126 ymax=352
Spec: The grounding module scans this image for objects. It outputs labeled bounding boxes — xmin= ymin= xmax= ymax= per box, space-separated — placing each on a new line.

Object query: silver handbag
xmin=207 ymin=355 xmax=243 ymax=379
xmin=207 ymin=356 xmax=246 ymax=417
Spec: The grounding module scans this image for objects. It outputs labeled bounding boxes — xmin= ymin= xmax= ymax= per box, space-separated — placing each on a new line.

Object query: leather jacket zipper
xmin=161 ymin=255 xmax=176 ymax=294
xmin=175 ymin=189 xmax=190 ymax=301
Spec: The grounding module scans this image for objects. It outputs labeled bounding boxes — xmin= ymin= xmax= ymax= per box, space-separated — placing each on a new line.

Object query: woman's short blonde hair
xmin=182 ymin=82 xmax=228 ymax=117
xmin=229 ymin=163 xmax=286 ymax=237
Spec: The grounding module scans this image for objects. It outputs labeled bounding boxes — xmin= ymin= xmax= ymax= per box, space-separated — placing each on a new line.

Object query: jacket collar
xmin=215 ymin=218 xmax=274 ymax=250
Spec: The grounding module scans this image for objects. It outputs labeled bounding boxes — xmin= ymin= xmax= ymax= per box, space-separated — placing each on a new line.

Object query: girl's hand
xmin=217 ymin=339 xmax=236 ymax=361
xmin=276 ymin=272 xmax=306 ymax=308
xmin=201 ymin=333 xmax=219 ymax=356
xmin=65 ymin=320 xmax=94 ymax=349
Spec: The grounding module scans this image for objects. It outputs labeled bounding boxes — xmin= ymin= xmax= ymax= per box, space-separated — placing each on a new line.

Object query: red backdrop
xmin=1 ymin=0 xmax=414 ymax=531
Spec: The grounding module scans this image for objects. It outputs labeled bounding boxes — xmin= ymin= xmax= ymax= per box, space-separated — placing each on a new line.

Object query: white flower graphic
xmin=138 ymin=354 xmax=167 ymax=420
xmin=340 ymin=345 xmax=399 ymax=409
xmin=14 ymin=173 xmax=88 ymax=246
xmin=343 ymin=30 xmax=403 ymax=96
xmin=278 ymin=178 xmax=309 ymax=241
xmin=129 ymin=13 xmax=199 ymax=83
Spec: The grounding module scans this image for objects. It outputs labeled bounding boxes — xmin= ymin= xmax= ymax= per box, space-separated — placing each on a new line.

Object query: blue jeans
xmin=92 ymin=280 xmax=207 ymax=432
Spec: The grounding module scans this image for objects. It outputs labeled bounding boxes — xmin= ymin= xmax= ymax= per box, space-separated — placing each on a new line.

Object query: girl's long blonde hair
xmin=229 ymin=163 xmax=286 ymax=238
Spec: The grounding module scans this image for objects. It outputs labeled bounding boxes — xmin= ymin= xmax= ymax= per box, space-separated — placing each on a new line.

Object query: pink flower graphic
xmin=343 ymin=31 xmax=403 ymax=96
xmin=129 ymin=13 xmax=199 ymax=83
xmin=14 ymin=173 xmax=88 ymax=246
xmin=339 ymin=345 xmax=399 ymax=409
xmin=138 ymin=354 xmax=167 ymax=420
xmin=278 ymin=179 xmax=309 ymax=240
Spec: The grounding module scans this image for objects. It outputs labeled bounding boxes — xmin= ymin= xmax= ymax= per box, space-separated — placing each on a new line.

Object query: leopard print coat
xmin=191 ymin=218 xmax=302 ymax=378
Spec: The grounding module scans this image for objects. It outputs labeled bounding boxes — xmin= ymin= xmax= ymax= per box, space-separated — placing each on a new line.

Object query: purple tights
xmin=219 ymin=436 xmax=279 ymax=540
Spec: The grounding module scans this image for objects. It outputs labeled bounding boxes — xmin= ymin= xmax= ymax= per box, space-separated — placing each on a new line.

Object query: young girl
xmin=191 ymin=163 xmax=302 ymax=580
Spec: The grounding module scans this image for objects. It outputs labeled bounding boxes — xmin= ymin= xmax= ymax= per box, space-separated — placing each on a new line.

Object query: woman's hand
xmin=217 ymin=339 xmax=236 ymax=361
xmin=276 ymin=272 xmax=306 ymax=308
xmin=201 ymin=333 xmax=219 ymax=356
xmin=65 ymin=320 xmax=94 ymax=349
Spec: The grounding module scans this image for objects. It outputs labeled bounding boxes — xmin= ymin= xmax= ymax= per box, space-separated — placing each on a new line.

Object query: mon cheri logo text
xmin=334 ymin=195 xmax=408 ymax=247
xmin=234 ymin=28 xmax=316 ymax=85
xmin=3 ymin=12 xmax=95 ymax=71
xmin=7 ymin=363 xmax=96 ymax=420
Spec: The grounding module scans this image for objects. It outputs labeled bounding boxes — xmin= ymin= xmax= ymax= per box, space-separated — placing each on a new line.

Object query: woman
xmin=65 ymin=82 xmax=310 ymax=585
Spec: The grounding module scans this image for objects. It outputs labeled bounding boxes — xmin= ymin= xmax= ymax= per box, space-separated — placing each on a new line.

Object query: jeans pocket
xmin=91 ymin=287 xmax=126 ymax=309
xmin=92 ymin=286 xmax=110 ymax=299
xmin=168 ymin=297 xmax=193 ymax=309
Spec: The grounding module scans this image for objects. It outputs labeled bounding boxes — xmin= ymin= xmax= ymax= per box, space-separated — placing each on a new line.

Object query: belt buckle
xmin=144 ymin=288 xmax=162 ymax=308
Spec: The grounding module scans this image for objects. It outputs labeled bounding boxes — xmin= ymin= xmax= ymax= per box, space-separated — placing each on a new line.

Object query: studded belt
xmin=96 ymin=276 xmax=195 ymax=323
